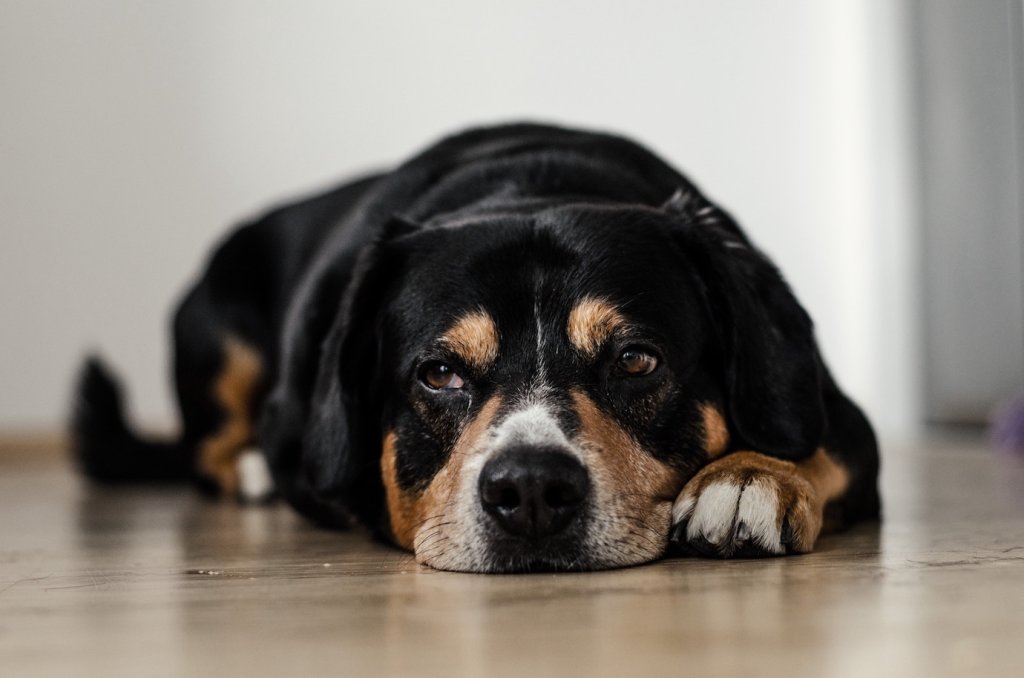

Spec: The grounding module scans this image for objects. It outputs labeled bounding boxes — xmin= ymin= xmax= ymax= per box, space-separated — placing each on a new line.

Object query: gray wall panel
xmin=916 ymin=0 xmax=1024 ymax=422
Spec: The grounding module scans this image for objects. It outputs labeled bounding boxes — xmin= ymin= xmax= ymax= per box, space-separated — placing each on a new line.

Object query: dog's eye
xmin=419 ymin=362 xmax=466 ymax=390
xmin=615 ymin=348 xmax=658 ymax=376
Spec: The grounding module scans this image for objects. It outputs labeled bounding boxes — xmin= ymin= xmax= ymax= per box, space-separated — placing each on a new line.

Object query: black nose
xmin=478 ymin=447 xmax=590 ymax=540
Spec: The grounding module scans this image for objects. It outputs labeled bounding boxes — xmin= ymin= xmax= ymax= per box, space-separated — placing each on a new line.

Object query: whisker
xmin=416 ymin=536 xmax=452 ymax=560
xmin=414 ymin=526 xmax=453 ymax=550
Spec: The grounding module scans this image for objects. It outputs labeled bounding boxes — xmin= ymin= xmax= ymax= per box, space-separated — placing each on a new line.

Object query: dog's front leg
xmin=669 ymin=449 xmax=849 ymax=558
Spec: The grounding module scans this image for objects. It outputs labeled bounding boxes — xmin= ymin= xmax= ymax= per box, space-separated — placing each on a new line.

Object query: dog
xmin=73 ymin=123 xmax=880 ymax=573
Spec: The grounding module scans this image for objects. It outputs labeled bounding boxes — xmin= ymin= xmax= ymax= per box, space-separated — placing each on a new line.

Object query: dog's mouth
xmin=471 ymin=553 xmax=592 ymax=574
xmin=415 ymin=528 xmax=672 ymax=574
xmin=472 ymin=514 xmax=591 ymax=573
xmin=409 ymin=492 xmax=675 ymax=574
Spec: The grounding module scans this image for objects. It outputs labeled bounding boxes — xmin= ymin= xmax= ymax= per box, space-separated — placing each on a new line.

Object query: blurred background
xmin=1 ymin=0 xmax=1021 ymax=444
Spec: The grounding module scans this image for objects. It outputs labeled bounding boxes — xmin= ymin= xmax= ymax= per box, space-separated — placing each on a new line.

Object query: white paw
xmin=669 ymin=452 xmax=822 ymax=557
xmin=237 ymin=448 xmax=275 ymax=503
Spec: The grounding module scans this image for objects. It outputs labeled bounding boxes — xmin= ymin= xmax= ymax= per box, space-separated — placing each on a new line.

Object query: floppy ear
xmin=301 ymin=215 xmax=423 ymax=521
xmin=667 ymin=189 xmax=825 ymax=459
xmin=259 ymin=217 xmax=414 ymax=525
xmin=301 ymin=236 xmax=406 ymax=506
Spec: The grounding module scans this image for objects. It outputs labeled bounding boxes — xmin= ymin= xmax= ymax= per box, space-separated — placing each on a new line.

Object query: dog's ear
xmin=667 ymin=189 xmax=825 ymax=459
xmin=301 ymin=219 xmax=416 ymax=509
xmin=259 ymin=217 xmax=414 ymax=524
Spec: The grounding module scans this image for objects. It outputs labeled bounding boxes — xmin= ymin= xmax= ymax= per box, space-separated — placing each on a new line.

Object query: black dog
xmin=73 ymin=123 xmax=880 ymax=573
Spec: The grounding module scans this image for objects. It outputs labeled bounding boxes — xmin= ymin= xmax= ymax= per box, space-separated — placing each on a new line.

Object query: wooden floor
xmin=1 ymin=434 xmax=1023 ymax=677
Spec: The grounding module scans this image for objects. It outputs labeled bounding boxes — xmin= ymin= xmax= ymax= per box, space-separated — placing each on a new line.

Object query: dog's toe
xmin=669 ymin=452 xmax=824 ymax=558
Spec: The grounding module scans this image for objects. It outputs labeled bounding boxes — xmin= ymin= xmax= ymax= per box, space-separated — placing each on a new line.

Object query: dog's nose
xmin=478 ymin=447 xmax=590 ymax=540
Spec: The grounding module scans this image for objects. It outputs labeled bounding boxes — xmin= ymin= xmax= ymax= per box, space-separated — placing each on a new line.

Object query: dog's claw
xmin=687 ymin=534 xmax=722 ymax=558
xmin=780 ymin=517 xmax=793 ymax=546
xmin=735 ymin=520 xmax=751 ymax=542
xmin=669 ymin=520 xmax=688 ymax=546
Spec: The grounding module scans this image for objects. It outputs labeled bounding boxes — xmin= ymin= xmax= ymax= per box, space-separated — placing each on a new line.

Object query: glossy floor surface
xmin=1 ymin=434 xmax=1022 ymax=677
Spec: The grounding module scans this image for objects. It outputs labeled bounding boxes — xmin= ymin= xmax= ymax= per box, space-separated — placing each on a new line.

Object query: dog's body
xmin=74 ymin=123 xmax=880 ymax=573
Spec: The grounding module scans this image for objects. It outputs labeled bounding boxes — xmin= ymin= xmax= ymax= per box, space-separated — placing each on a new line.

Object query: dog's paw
xmin=237 ymin=448 xmax=275 ymax=503
xmin=669 ymin=452 xmax=824 ymax=558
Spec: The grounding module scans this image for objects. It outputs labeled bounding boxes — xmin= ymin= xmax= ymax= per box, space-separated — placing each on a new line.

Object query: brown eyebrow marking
xmin=567 ymin=296 xmax=627 ymax=359
xmin=440 ymin=309 xmax=499 ymax=370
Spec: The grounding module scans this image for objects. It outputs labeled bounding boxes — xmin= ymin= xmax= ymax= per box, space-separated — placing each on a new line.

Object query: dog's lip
xmin=483 ymin=525 xmax=585 ymax=549
xmin=490 ymin=558 xmax=587 ymax=574
xmin=482 ymin=549 xmax=591 ymax=573
xmin=478 ymin=527 xmax=588 ymax=570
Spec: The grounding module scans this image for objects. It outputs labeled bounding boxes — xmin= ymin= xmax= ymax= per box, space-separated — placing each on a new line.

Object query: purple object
xmin=992 ymin=394 xmax=1024 ymax=455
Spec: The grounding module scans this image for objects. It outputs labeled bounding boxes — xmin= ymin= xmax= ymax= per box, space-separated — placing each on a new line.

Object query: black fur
xmin=72 ymin=358 xmax=191 ymax=482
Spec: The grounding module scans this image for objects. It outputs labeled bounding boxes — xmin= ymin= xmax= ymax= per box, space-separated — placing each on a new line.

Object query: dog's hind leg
xmin=194 ymin=336 xmax=264 ymax=497
xmin=173 ymin=280 xmax=270 ymax=499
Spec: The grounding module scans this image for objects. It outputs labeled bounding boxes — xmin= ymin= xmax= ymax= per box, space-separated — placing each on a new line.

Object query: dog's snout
xmin=478 ymin=447 xmax=589 ymax=540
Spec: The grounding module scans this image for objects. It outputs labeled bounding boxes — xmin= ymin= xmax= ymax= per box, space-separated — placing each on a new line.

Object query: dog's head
xmin=301 ymin=191 xmax=824 ymax=572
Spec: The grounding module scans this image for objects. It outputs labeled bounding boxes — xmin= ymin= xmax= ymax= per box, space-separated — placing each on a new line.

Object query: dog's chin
xmin=414 ymin=535 xmax=667 ymax=574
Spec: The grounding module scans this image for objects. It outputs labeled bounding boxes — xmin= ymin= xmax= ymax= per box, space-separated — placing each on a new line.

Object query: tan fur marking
xmin=197 ymin=337 xmax=263 ymax=495
xmin=799 ymin=448 xmax=850 ymax=505
xmin=440 ymin=310 xmax=499 ymax=370
xmin=681 ymin=448 xmax=849 ymax=552
xmin=381 ymin=432 xmax=417 ymax=548
xmin=571 ymin=390 xmax=682 ymax=505
xmin=700 ymin=403 xmax=729 ymax=458
xmin=382 ymin=396 xmax=503 ymax=552
xmin=567 ymin=297 xmax=627 ymax=359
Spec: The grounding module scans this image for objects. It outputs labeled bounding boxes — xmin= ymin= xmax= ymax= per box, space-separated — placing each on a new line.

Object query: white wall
xmin=0 ymin=0 xmax=918 ymax=439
